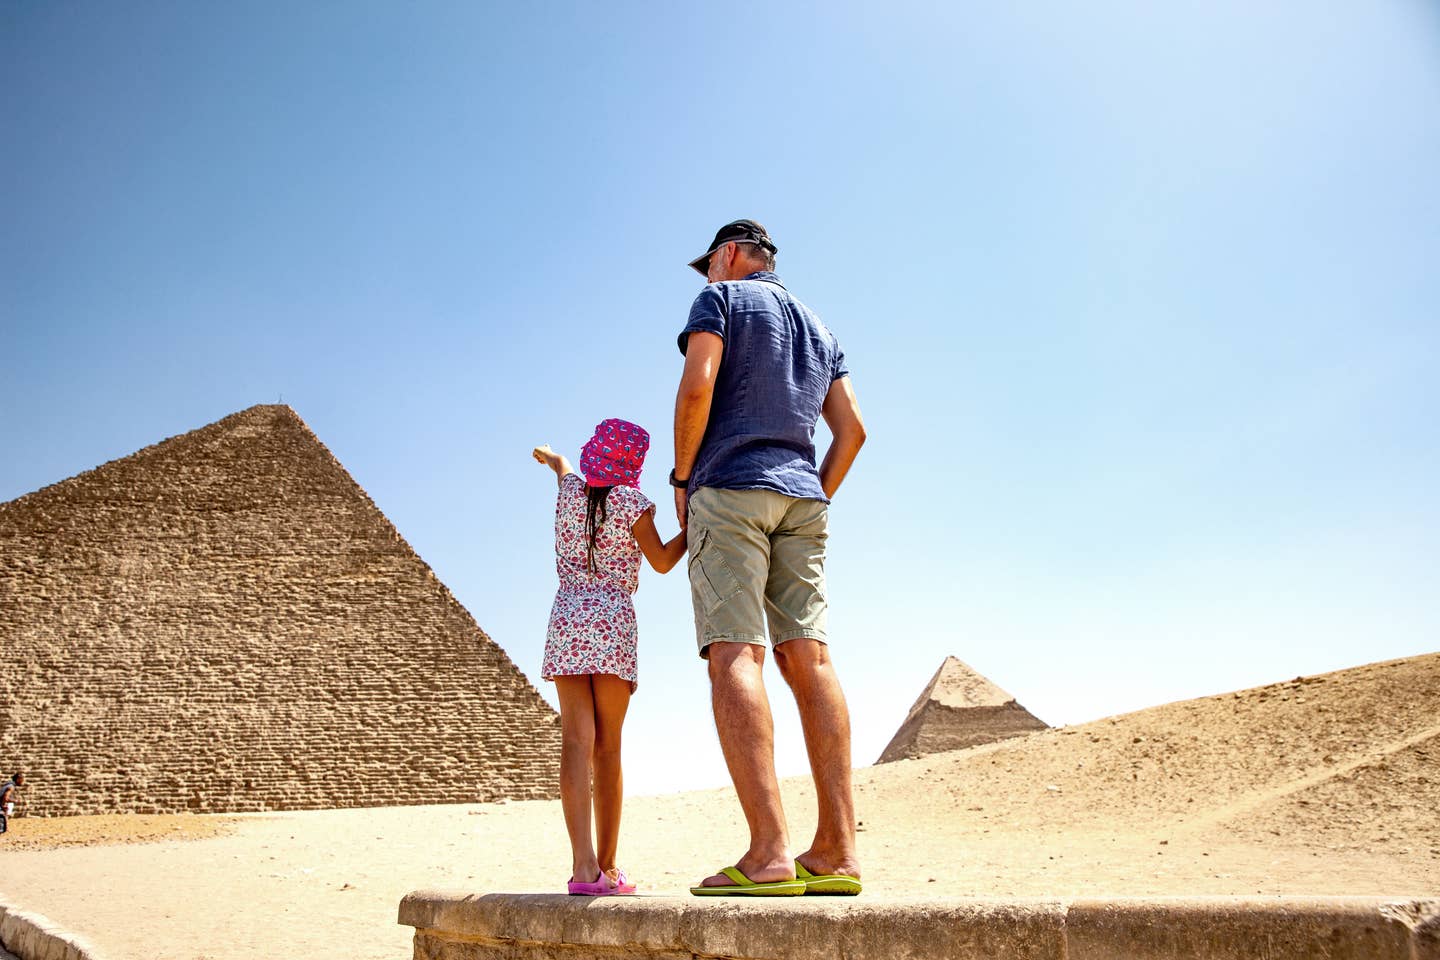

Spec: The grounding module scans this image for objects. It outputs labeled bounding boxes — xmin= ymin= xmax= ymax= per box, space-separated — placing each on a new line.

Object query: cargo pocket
xmin=688 ymin=529 xmax=742 ymax=615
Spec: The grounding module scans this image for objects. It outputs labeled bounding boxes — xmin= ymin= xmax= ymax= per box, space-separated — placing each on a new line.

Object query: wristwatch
xmin=668 ymin=469 xmax=690 ymax=488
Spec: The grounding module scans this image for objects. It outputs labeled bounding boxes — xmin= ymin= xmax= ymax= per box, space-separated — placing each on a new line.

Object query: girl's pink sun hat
xmin=579 ymin=418 xmax=650 ymax=488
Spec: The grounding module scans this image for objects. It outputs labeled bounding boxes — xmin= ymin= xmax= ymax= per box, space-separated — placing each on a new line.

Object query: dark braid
xmin=584 ymin=485 xmax=613 ymax=575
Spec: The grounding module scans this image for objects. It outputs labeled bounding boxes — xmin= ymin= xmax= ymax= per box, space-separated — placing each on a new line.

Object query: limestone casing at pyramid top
xmin=878 ymin=654 xmax=1050 ymax=763
xmin=900 ymin=655 xmax=1021 ymax=724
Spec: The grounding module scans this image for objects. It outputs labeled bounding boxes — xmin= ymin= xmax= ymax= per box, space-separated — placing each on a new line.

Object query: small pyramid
xmin=0 ymin=405 xmax=560 ymax=815
xmin=877 ymin=656 xmax=1047 ymax=763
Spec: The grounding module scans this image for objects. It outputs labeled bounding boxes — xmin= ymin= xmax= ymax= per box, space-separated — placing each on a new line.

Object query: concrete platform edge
xmin=398 ymin=890 xmax=1440 ymax=960
xmin=0 ymin=897 xmax=109 ymax=960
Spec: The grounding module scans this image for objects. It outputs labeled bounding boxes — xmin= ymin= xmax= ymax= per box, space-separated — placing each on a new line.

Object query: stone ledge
xmin=0 ymin=898 xmax=108 ymax=960
xmin=398 ymin=890 xmax=1440 ymax=960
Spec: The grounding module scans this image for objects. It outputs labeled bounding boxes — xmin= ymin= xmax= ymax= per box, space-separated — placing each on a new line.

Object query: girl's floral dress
xmin=542 ymin=473 xmax=654 ymax=692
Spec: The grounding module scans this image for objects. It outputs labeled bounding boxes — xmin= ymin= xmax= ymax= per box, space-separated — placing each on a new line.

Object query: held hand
xmin=674 ymin=486 xmax=688 ymax=531
xmin=532 ymin=444 xmax=556 ymax=466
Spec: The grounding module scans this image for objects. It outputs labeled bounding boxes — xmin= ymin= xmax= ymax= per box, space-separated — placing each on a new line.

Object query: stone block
xmin=1380 ymin=900 xmax=1440 ymax=960
xmin=400 ymin=892 xmax=1440 ymax=960
xmin=400 ymin=891 xmax=1067 ymax=960
xmin=1066 ymin=897 xmax=1427 ymax=960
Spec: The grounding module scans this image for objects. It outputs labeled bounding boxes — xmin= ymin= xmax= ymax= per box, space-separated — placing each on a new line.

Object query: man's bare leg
xmin=775 ymin=638 xmax=861 ymax=879
xmin=699 ymin=641 xmax=795 ymax=886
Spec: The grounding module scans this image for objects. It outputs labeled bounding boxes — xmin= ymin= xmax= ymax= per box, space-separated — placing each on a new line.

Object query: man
xmin=0 ymin=771 xmax=24 ymax=835
xmin=672 ymin=219 xmax=867 ymax=896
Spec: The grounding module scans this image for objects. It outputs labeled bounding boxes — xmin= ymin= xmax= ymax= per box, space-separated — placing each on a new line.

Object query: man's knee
xmin=775 ymin=637 xmax=830 ymax=685
xmin=706 ymin=639 xmax=766 ymax=680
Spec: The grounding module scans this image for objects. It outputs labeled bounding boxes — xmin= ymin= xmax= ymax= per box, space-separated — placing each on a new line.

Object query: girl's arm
xmin=632 ymin=508 xmax=687 ymax=574
xmin=532 ymin=444 xmax=576 ymax=488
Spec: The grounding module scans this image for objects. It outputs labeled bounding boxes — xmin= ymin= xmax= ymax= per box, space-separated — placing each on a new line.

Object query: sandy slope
xmin=0 ymin=653 xmax=1436 ymax=960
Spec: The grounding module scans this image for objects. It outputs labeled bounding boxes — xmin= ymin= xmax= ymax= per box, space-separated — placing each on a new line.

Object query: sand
xmin=0 ymin=652 xmax=1436 ymax=960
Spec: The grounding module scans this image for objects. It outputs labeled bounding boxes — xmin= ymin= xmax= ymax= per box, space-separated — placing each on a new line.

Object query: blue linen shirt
xmin=677 ymin=271 xmax=850 ymax=502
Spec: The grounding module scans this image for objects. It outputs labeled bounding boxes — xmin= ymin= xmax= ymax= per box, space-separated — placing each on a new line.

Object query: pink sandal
xmin=610 ymin=868 xmax=637 ymax=894
xmin=567 ymin=872 xmax=619 ymax=896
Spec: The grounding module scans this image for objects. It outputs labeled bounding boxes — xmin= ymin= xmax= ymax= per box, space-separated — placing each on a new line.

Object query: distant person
xmin=672 ymin=220 xmax=867 ymax=896
xmin=0 ymin=771 xmax=24 ymax=835
xmin=532 ymin=420 xmax=687 ymax=896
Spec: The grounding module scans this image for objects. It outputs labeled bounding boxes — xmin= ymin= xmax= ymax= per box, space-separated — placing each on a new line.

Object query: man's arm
xmin=818 ymin=376 xmax=866 ymax=499
xmin=673 ymin=331 xmax=724 ymax=526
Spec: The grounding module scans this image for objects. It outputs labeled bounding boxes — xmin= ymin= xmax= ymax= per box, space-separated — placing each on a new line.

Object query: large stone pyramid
xmin=0 ymin=405 xmax=560 ymax=816
xmin=877 ymin=655 xmax=1048 ymax=763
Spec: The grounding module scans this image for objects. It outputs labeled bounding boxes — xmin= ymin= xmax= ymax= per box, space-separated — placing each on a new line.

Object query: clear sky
xmin=4 ymin=2 xmax=1438 ymax=796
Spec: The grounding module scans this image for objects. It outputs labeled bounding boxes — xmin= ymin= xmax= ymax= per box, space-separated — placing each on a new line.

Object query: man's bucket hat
xmin=579 ymin=418 xmax=650 ymax=488
xmin=687 ymin=219 xmax=778 ymax=278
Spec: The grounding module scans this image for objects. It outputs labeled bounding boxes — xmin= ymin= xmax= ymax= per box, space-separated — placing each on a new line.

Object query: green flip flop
xmin=689 ymin=866 xmax=806 ymax=897
xmin=795 ymin=860 xmax=863 ymax=895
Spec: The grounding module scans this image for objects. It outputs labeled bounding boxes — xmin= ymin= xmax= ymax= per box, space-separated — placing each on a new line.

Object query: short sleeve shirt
xmin=678 ymin=272 xmax=849 ymax=502
xmin=553 ymin=473 xmax=654 ymax=595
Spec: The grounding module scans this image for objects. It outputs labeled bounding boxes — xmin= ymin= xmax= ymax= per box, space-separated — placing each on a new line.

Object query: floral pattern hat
xmin=579 ymin=418 xmax=650 ymax=488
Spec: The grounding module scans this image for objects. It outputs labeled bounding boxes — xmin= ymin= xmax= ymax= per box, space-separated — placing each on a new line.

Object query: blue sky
xmin=3 ymin=2 xmax=1438 ymax=796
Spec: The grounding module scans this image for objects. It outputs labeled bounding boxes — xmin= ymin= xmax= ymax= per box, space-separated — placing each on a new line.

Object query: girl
xmin=532 ymin=418 xmax=686 ymax=896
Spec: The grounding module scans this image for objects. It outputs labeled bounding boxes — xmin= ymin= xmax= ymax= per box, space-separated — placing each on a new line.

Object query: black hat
xmin=687 ymin=219 xmax=778 ymax=277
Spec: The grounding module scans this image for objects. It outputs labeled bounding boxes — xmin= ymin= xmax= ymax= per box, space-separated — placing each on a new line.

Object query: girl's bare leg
xmin=554 ymin=675 xmax=600 ymax=882
xmin=590 ymin=673 xmax=632 ymax=873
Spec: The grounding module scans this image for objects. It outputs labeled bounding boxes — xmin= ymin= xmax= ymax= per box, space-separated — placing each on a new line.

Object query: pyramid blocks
xmin=878 ymin=655 xmax=1048 ymax=763
xmin=0 ymin=405 xmax=560 ymax=816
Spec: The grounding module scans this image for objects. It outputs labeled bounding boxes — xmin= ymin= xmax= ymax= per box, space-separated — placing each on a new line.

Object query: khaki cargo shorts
xmin=686 ymin=486 xmax=829 ymax=657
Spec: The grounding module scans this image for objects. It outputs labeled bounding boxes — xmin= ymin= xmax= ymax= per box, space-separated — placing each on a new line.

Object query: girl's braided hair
xmin=584 ymin=485 xmax=613 ymax=574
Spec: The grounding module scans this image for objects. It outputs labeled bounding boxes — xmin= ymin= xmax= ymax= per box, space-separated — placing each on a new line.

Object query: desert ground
xmin=1 ymin=652 xmax=1436 ymax=960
